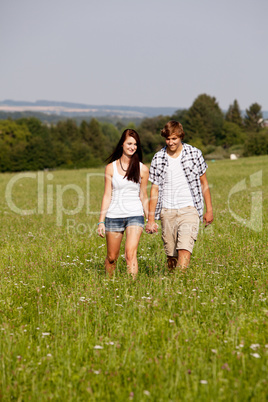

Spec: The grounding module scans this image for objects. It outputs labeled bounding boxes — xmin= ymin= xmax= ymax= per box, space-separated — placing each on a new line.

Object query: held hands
xmin=145 ymin=220 xmax=158 ymax=234
xmin=203 ymin=210 xmax=214 ymax=227
xmin=97 ymin=222 xmax=105 ymax=237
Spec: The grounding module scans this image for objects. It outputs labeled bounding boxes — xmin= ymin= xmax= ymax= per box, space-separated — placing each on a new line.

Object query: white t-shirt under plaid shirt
xmin=149 ymin=143 xmax=208 ymax=221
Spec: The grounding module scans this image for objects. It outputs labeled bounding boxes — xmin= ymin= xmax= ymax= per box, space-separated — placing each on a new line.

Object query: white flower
xmin=93 ymin=345 xmax=103 ymax=350
xmin=200 ymin=380 xmax=208 ymax=384
xmin=47 ymin=353 xmax=52 ymax=357
xmin=211 ymin=349 xmax=217 ymax=354
xmin=251 ymin=353 xmax=261 ymax=358
xmin=42 ymin=332 xmax=50 ymax=336
xmin=250 ymin=344 xmax=260 ymax=351
xmin=143 ymin=390 xmax=150 ymax=396
xmin=93 ymin=370 xmax=100 ymax=374
xmin=169 ymin=319 xmax=175 ymax=323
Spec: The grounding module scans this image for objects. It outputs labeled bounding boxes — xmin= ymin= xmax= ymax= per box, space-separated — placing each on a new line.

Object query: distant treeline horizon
xmin=0 ymin=94 xmax=267 ymax=173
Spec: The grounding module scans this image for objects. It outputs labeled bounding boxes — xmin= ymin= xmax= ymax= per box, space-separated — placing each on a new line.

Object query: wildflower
xmin=221 ymin=363 xmax=230 ymax=371
xmin=211 ymin=349 xmax=217 ymax=354
xmin=143 ymin=390 xmax=150 ymax=396
xmin=200 ymin=380 xmax=208 ymax=384
xmin=42 ymin=332 xmax=50 ymax=336
xmin=93 ymin=345 xmax=103 ymax=350
xmin=251 ymin=353 xmax=261 ymax=358
xmin=250 ymin=344 xmax=260 ymax=351
xmin=169 ymin=319 xmax=175 ymax=323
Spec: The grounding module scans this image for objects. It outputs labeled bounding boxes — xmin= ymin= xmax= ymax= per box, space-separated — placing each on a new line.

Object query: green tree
xmin=183 ymin=94 xmax=224 ymax=146
xmin=170 ymin=109 xmax=188 ymax=126
xmin=244 ymin=103 xmax=263 ymax=132
xmin=244 ymin=128 xmax=268 ymax=156
xmin=17 ymin=117 xmax=55 ymax=169
xmin=138 ymin=115 xmax=170 ymax=157
xmin=0 ymin=120 xmax=31 ymax=171
xmin=219 ymin=121 xmax=246 ymax=148
xmin=80 ymin=119 xmax=109 ymax=162
xmin=101 ymin=123 xmax=120 ymax=155
xmin=225 ymin=100 xmax=243 ymax=127
xmin=54 ymin=119 xmax=79 ymax=144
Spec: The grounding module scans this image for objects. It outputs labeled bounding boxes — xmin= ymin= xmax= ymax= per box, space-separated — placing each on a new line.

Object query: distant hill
xmin=0 ymin=99 xmax=178 ymax=119
xmin=1 ymin=99 xmax=267 ymax=121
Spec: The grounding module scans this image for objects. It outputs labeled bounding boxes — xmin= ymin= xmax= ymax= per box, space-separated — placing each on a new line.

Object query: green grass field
xmin=0 ymin=156 xmax=267 ymax=401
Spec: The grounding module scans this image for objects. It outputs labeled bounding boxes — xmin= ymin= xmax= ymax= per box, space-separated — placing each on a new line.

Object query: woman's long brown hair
xmin=106 ymin=129 xmax=143 ymax=183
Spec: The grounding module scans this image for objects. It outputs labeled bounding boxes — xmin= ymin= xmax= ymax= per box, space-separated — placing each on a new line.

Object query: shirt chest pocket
xmin=183 ymin=162 xmax=199 ymax=180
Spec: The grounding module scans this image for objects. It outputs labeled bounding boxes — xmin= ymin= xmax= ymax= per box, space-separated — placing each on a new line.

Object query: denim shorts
xmin=105 ymin=216 xmax=144 ymax=232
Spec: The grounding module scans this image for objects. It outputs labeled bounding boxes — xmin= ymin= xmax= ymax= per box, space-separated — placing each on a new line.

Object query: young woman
xmin=97 ymin=129 xmax=149 ymax=278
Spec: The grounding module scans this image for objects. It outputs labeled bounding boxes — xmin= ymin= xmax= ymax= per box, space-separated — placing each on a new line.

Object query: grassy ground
xmin=0 ymin=156 xmax=267 ymax=401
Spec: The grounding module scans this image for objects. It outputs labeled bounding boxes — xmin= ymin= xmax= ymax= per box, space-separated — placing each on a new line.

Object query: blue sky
xmin=1 ymin=0 xmax=267 ymax=110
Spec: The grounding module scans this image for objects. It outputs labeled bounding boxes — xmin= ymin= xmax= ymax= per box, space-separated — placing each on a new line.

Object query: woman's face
xmin=122 ymin=135 xmax=137 ymax=157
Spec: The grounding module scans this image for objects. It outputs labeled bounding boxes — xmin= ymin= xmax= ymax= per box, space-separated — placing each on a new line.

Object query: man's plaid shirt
xmin=149 ymin=143 xmax=208 ymax=221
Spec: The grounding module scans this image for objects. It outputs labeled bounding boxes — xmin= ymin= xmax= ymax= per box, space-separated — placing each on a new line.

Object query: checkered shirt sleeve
xmin=180 ymin=144 xmax=208 ymax=220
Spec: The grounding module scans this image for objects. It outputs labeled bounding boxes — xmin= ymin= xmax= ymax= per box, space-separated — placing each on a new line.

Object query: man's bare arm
xmin=200 ymin=173 xmax=213 ymax=226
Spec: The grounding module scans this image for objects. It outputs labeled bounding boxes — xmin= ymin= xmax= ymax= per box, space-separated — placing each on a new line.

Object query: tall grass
xmin=0 ymin=156 xmax=267 ymax=401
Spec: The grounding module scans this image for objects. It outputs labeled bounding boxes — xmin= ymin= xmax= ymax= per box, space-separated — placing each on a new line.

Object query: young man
xmin=145 ymin=120 xmax=213 ymax=273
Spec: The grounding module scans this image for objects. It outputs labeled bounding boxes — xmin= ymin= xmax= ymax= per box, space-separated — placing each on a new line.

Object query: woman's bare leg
xmin=125 ymin=226 xmax=143 ymax=279
xmin=105 ymin=232 xmax=124 ymax=277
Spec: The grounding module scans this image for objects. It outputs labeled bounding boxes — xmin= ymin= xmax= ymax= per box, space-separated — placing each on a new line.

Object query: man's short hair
xmin=161 ymin=120 xmax=185 ymax=140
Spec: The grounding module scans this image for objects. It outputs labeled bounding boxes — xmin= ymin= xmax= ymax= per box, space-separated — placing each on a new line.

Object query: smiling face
xmin=122 ymin=135 xmax=137 ymax=157
xmin=165 ymin=134 xmax=182 ymax=154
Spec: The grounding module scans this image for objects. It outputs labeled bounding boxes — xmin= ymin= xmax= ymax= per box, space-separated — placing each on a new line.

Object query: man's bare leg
xmin=177 ymin=249 xmax=191 ymax=273
xmin=167 ymin=256 xmax=178 ymax=273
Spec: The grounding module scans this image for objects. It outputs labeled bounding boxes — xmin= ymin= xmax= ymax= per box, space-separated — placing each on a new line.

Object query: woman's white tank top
xmin=106 ymin=161 xmax=144 ymax=218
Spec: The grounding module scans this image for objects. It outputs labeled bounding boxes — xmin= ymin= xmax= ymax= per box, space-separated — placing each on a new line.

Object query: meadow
xmin=0 ymin=155 xmax=267 ymax=401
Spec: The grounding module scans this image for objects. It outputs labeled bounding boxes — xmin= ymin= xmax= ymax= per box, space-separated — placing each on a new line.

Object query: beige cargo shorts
xmin=160 ymin=206 xmax=200 ymax=256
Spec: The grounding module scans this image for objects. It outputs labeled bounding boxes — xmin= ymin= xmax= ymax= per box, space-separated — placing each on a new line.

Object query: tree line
xmin=0 ymin=94 xmax=267 ymax=172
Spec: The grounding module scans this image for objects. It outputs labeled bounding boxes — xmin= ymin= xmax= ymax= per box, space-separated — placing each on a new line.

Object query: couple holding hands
xmin=97 ymin=121 xmax=213 ymax=278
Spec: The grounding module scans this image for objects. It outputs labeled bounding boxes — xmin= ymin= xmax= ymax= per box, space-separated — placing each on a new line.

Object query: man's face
xmin=165 ymin=134 xmax=182 ymax=152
